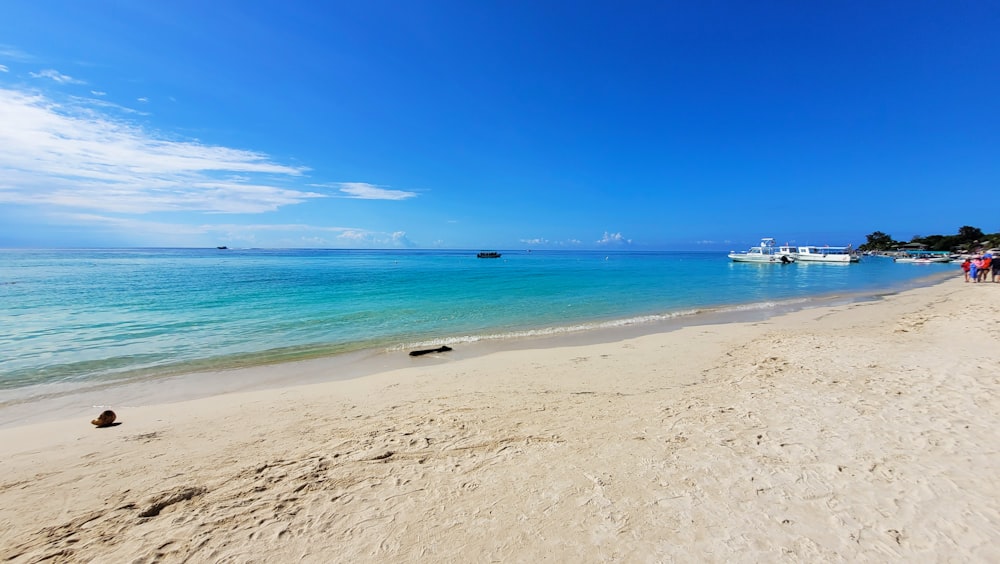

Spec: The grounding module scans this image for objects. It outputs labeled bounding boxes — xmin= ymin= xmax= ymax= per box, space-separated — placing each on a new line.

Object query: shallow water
xmin=1 ymin=248 xmax=956 ymax=395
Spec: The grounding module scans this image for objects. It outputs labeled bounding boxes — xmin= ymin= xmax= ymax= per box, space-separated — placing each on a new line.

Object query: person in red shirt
xmin=961 ymin=258 xmax=971 ymax=282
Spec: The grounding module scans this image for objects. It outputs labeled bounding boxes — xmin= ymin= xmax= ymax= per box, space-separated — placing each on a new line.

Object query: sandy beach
xmin=1 ymin=277 xmax=998 ymax=562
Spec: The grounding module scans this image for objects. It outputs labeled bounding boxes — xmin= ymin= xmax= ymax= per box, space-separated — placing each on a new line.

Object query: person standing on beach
xmin=981 ymin=255 xmax=992 ymax=282
xmin=992 ymin=255 xmax=1000 ymax=282
xmin=961 ymin=258 xmax=971 ymax=282
xmin=970 ymin=258 xmax=979 ymax=282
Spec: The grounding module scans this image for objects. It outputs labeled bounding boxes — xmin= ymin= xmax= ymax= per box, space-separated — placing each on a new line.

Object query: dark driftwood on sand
xmin=409 ymin=345 xmax=453 ymax=357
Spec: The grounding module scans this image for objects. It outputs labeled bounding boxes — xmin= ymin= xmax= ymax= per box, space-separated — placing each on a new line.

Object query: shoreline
xmin=1 ymin=276 xmax=998 ymax=560
xmin=0 ymin=270 xmax=953 ymax=430
xmin=2 ymin=248 xmax=957 ymax=405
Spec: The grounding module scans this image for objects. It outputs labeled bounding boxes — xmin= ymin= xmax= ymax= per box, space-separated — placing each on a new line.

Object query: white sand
xmin=1 ymin=278 xmax=998 ymax=562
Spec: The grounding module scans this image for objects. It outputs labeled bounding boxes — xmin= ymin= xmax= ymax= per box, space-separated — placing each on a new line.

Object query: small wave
xmin=389 ymin=307 xmax=719 ymax=351
xmin=713 ymin=297 xmax=812 ymax=313
xmin=389 ymin=297 xmax=828 ymax=351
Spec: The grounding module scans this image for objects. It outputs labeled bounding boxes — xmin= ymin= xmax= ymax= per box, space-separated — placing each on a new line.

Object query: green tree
xmin=858 ymin=231 xmax=895 ymax=252
xmin=958 ymin=226 xmax=984 ymax=245
xmin=925 ymin=235 xmax=957 ymax=251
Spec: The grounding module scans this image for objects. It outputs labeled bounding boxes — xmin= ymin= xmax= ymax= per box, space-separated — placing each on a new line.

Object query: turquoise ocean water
xmin=1 ymin=248 xmax=955 ymax=396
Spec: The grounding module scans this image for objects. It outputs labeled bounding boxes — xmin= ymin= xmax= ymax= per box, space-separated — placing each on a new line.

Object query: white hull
xmin=796 ymin=255 xmax=855 ymax=263
xmin=795 ymin=253 xmax=858 ymax=263
xmin=729 ymin=254 xmax=794 ymax=263
xmin=894 ymin=257 xmax=951 ymax=263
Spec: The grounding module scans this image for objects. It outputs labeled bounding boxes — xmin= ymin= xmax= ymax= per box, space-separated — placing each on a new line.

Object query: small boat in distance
xmin=216 ymin=246 xmax=228 ymax=250
xmin=729 ymin=238 xmax=794 ymax=263
xmin=893 ymin=251 xmax=951 ymax=263
xmin=477 ymin=251 xmax=502 ymax=258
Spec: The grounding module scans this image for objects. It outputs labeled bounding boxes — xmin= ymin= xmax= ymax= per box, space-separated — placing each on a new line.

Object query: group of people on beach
xmin=960 ymin=253 xmax=999 ymax=283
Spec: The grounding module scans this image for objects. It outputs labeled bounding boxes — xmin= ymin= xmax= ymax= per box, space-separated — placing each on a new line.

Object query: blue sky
xmin=1 ymin=1 xmax=997 ymax=250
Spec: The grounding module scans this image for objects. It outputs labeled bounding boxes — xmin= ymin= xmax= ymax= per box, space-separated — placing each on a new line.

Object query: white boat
xmin=893 ymin=251 xmax=951 ymax=263
xmin=792 ymin=245 xmax=860 ymax=263
xmin=729 ymin=238 xmax=795 ymax=263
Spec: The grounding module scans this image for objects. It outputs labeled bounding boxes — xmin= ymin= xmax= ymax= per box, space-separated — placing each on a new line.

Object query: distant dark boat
xmin=216 ymin=246 xmax=228 ymax=250
xmin=477 ymin=251 xmax=501 ymax=258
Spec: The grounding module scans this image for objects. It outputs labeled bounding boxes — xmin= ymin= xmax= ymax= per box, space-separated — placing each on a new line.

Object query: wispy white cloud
xmin=0 ymin=88 xmax=323 ymax=214
xmin=0 ymin=64 xmax=8 ymax=73
xmin=91 ymin=90 xmax=106 ymax=96
xmin=328 ymin=182 xmax=418 ymax=200
xmin=137 ymin=96 xmax=148 ymax=103
xmin=71 ymin=94 xmax=148 ymax=116
xmin=518 ymin=237 xmax=588 ymax=248
xmin=390 ymin=231 xmax=414 ymax=246
xmin=29 ymin=69 xmax=84 ymax=84
xmin=336 ymin=228 xmax=414 ymax=246
xmin=59 ymin=215 xmax=348 ymax=235
xmin=0 ymin=45 xmax=33 ymax=61
xmin=49 ymin=213 xmax=417 ymax=248
xmin=596 ymin=231 xmax=632 ymax=245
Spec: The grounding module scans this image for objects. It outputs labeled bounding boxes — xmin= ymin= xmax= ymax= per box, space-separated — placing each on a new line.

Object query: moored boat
xmin=729 ymin=238 xmax=795 ymax=263
xmin=792 ymin=245 xmax=859 ymax=263
xmin=893 ymin=251 xmax=951 ymax=263
xmin=477 ymin=251 xmax=502 ymax=258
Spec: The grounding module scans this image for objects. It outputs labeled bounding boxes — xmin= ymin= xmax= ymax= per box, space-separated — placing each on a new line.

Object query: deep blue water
xmin=0 ymin=248 xmax=956 ymax=391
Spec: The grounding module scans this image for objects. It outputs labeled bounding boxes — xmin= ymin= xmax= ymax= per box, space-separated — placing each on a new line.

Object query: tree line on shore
xmin=858 ymin=226 xmax=999 ymax=253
